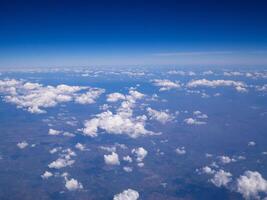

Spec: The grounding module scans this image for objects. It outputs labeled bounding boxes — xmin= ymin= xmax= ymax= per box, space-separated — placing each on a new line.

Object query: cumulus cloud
xmin=82 ymin=90 xmax=156 ymax=138
xmin=210 ymin=170 xmax=232 ymax=187
xmin=0 ymin=79 xmax=104 ymax=113
xmin=187 ymin=79 xmax=248 ymax=92
xmin=75 ymin=143 xmax=86 ymax=151
xmin=104 ymin=152 xmax=120 ymax=165
xmin=48 ymin=148 xmax=76 ymax=169
xmin=202 ymin=166 xmax=215 ymax=175
xmin=248 ymin=141 xmax=256 ymax=146
xmin=17 ymin=141 xmax=28 ymax=149
xmin=236 ymin=171 xmax=267 ymax=199
xmin=48 ymin=128 xmax=61 ymax=136
xmin=151 ymin=79 xmax=180 ymax=91
xmin=41 ymin=171 xmax=53 ymax=179
xmin=113 ymin=189 xmax=139 ymax=200
xmin=168 ymin=70 xmax=196 ymax=76
xmin=184 ymin=118 xmax=206 ymax=125
xmin=147 ymin=107 xmax=174 ymax=124
xmin=75 ymin=88 xmax=105 ymax=104
xmin=218 ymin=156 xmax=236 ymax=164
xmin=175 ymin=147 xmax=186 ymax=155
xmin=65 ymin=178 xmax=83 ymax=191
xmin=106 ymin=92 xmax=126 ymax=102
xmin=132 ymin=147 xmax=147 ymax=162
xmin=123 ymin=166 xmax=133 ymax=172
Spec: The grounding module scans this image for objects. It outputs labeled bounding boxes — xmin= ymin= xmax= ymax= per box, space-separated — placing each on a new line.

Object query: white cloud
xmin=123 ymin=166 xmax=133 ymax=172
xmin=256 ymin=84 xmax=267 ymax=92
xmin=202 ymin=166 xmax=215 ymax=175
xmin=75 ymin=143 xmax=86 ymax=151
xmin=107 ymin=92 xmax=126 ymax=102
xmin=0 ymin=79 xmax=104 ymax=113
xmin=236 ymin=171 xmax=267 ymax=199
xmin=123 ymin=155 xmax=133 ymax=163
xmin=152 ymin=79 xmax=180 ymax=91
xmin=248 ymin=141 xmax=256 ymax=146
xmin=175 ymin=147 xmax=186 ymax=155
xmin=132 ymin=147 xmax=148 ymax=162
xmin=17 ymin=141 xmax=28 ymax=149
xmin=75 ymin=88 xmax=105 ymax=104
xmin=48 ymin=158 xmax=75 ymax=169
xmin=167 ymin=70 xmax=196 ymax=76
xmin=104 ymin=152 xmax=120 ymax=165
xmin=48 ymin=148 xmax=76 ymax=169
xmin=210 ymin=170 xmax=232 ymax=187
xmin=184 ymin=118 xmax=206 ymax=125
xmin=218 ymin=156 xmax=236 ymax=164
xmin=65 ymin=178 xmax=83 ymax=191
xmin=187 ymin=79 xmax=247 ymax=92
xmin=48 ymin=128 xmax=61 ymax=136
xmin=82 ymin=90 xmax=156 ymax=138
xmin=113 ymin=189 xmax=139 ymax=200
xmin=193 ymin=111 xmax=208 ymax=119
xmin=147 ymin=107 xmax=174 ymax=124
xmin=41 ymin=171 xmax=53 ymax=179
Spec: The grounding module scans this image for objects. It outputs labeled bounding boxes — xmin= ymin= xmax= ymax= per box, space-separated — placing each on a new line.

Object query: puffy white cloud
xmin=175 ymin=147 xmax=186 ymax=155
xmin=48 ymin=158 xmax=75 ymax=169
xmin=152 ymin=79 xmax=180 ymax=91
xmin=107 ymin=92 xmax=126 ymax=102
xmin=202 ymin=166 xmax=215 ymax=175
xmin=104 ymin=152 xmax=120 ymax=165
xmin=75 ymin=88 xmax=105 ymax=104
xmin=123 ymin=166 xmax=133 ymax=172
xmin=17 ymin=141 xmax=28 ymax=149
xmin=48 ymin=128 xmax=61 ymax=136
xmin=0 ymin=79 xmax=104 ymax=113
xmin=248 ymin=141 xmax=256 ymax=146
xmin=147 ymin=107 xmax=174 ymax=124
xmin=65 ymin=178 xmax=83 ymax=191
xmin=123 ymin=155 xmax=133 ymax=163
xmin=218 ymin=156 xmax=236 ymax=164
xmin=184 ymin=118 xmax=206 ymax=125
xmin=82 ymin=90 xmax=156 ymax=138
xmin=193 ymin=111 xmax=208 ymax=119
xmin=113 ymin=189 xmax=139 ymax=200
xmin=187 ymin=79 xmax=247 ymax=92
xmin=48 ymin=148 xmax=76 ymax=169
xmin=132 ymin=147 xmax=147 ymax=162
xmin=256 ymin=84 xmax=267 ymax=92
xmin=210 ymin=170 xmax=232 ymax=187
xmin=168 ymin=70 xmax=196 ymax=76
xmin=75 ymin=143 xmax=86 ymax=151
xmin=41 ymin=171 xmax=53 ymax=179
xmin=236 ymin=171 xmax=267 ymax=199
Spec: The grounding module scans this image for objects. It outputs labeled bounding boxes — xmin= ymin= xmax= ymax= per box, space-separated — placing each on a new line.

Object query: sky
xmin=0 ymin=0 xmax=267 ymax=67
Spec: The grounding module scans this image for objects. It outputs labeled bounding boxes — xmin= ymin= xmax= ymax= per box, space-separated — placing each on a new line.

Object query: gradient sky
xmin=1 ymin=0 xmax=267 ymax=67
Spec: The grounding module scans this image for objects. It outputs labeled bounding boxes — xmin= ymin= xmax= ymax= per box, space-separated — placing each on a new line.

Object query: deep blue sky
xmin=1 ymin=0 xmax=267 ymax=67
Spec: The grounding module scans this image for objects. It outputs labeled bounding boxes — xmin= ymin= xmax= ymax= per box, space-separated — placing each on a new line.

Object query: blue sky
xmin=0 ymin=0 xmax=267 ymax=67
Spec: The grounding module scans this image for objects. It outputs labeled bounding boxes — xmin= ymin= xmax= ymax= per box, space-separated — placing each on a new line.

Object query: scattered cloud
xmin=17 ymin=141 xmax=28 ymax=149
xmin=104 ymin=152 xmax=120 ymax=165
xmin=187 ymin=79 xmax=248 ymax=92
xmin=41 ymin=171 xmax=53 ymax=179
xmin=65 ymin=178 xmax=83 ymax=191
xmin=236 ymin=171 xmax=267 ymax=199
xmin=175 ymin=147 xmax=186 ymax=155
xmin=0 ymin=79 xmax=104 ymax=113
xmin=151 ymin=79 xmax=180 ymax=91
xmin=147 ymin=107 xmax=174 ymax=124
xmin=184 ymin=118 xmax=206 ymax=125
xmin=132 ymin=147 xmax=148 ymax=162
xmin=113 ymin=189 xmax=139 ymax=200
xmin=210 ymin=169 xmax=232 ymax=187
